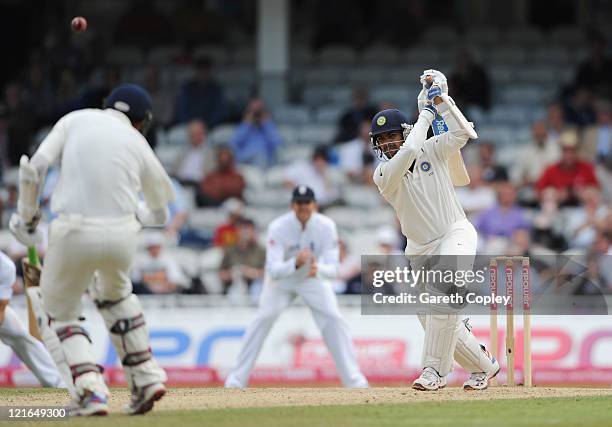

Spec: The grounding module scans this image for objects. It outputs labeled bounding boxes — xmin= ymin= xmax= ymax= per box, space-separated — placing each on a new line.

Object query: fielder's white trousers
xmin=225 ymin=278 xmax=368 ymax=388
xmin=0 ymin=305 xmax=64 ymax=387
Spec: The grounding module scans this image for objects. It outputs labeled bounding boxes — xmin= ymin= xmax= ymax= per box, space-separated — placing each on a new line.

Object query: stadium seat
xmin=239 ymin=165 xmax=265 ymax=191
xmin=167 ymin=246 xmax=201 ymax=278
xmin=498 ymin=85 xmax=551 ymax=104
xmin=192 ymin=45 xmax=228 ymax=66
xmin=464 ymin=27 xmax=501 ymax=46
xmin=199 ymin=247 xmax=224 ymax=271
xmin=402 ymin=47 xmax=442 ymax=65
xmin=303 ymin=67 xmax=345 ymax=85
xmin=245 ymin=188 xmax=291 ymax=207
xmin=155 ymin=145 xmax=184 ymax=170
xmin=486 ymin=46 xmax=526 ymax=64
xmin=360 ymin=45 xmax=400 ymax=64
xmin=276 ymin=125 xmax=298 ymax=145
xmin=210 ymin=124 xmax=237 ymax=146
xmin=548 ymin=26 xmax=585 ymax=46
xmin=189 ymin=208 xmax=227 ymax=230
xmin=528 ymin=47 xmax=570 ymax=65
xmin=106 ymin=46 xmax=144 ymax=66
xmin=147 ymin=45 xmax=182 ymax=64
xmin=273 ymin=106 xmax=311 ymax=126
xmin=314 ymin=105 xmax=344 ymax=124
xmin=166 ymin=123 xmax=189 ymax=145
xmin=423 ymin=26 xmax=458 ymax=45
xmin=488 ymin=65 xmax=515 ymax=85
xmin=230 ymin=47 xmax=255 ymax=66
xmin=342 ymin=185 xmax=384 ymax=209
xmin=297 ymin=126 xmax=335 ymax=145
xmin=371 ymin=86 xmax=418 ymax=105
xmin=277 ymin=145 xmax=313 ymax=165
xmin=317 ymin=45 xmax=357 ymax=65
xmin=292 ymin=47 xmax=315 ymax=66
xmin=0 ymin=230 xmax=12 ymax=252
xmin=242 ymin=207 xmax=284 ymax=229
xmin=347 ymin=68 xmax=387 ymax=85
xmin=503 ymin=27 xmax=544 ymax=45
xmin=488 ymin=106 xmax=529 ymax=127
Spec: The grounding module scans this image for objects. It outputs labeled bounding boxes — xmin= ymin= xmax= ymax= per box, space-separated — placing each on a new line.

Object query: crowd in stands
xmin=0 ymin=12 xmax=610 ymax=299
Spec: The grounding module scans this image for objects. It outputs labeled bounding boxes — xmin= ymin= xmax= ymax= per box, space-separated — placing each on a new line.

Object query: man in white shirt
xmin=9 ymin=84 xmax=175 ymax=415
xmin=0 ymin=251 xmax=63 ymax=388
xmin=225 ymin=186 xmax=368 ymax=389
xmin=174 ymin=119 xmax=216 ymax=187
xmin=371 ymin=70 xmax=498 ymax=391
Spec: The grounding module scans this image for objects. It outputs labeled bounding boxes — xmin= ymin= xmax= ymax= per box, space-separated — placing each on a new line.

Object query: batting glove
xmin=9 ymin=213 xmax=43 ymax=247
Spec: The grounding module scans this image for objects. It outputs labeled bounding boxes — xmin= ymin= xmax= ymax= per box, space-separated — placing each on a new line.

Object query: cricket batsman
xmin=9 ymin=84 xmax=175 ymax=415
xmin=225 ymin=186 xmax=368 ymax=389
xmin=370 ymin=70 xmax=499 ymax=391
xmin=0 ymin=251 xmax=63 ymax=387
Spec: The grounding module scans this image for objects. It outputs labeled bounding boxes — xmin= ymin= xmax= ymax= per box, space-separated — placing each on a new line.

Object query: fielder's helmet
xmin=104 ymin=83 xmax=153 ymax=135
xmin=370 ymin=109 xmax=410 ymax=160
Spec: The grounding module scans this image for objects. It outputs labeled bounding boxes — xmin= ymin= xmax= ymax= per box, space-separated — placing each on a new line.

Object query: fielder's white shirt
xmin=36 ymin=109 xmax=174 ymax=218
xmin=265 ymin=211 xmax=340 ymax=285
xmin=374 ymin=108 xmax=469 ymax=246
xmin=0 ymin=251 xmax=16 ymax=300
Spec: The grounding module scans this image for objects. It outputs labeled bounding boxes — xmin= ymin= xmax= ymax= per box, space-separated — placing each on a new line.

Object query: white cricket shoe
xmin=124 ymin=382 xmax=166 ymax=415
xmin=412 ymin=367 xmax=447 ymax=391
xmin=69 ymin=391 xmax=109 ymax=416
xmin=463 ymin=351 xmax=500 ymax=391
xmin=224 ymin=374 xmax=245 ymax=389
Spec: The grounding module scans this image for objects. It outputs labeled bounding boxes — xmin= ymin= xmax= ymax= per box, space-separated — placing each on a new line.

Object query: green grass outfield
xmin=1 ymin=392 xmax=611 ymax=427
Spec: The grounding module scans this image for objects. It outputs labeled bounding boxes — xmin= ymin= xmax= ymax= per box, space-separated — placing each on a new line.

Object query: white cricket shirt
xmin=374 ymin=108 xmax=469 ymax=245
xmin=265 ymin=211 xmax=340 ymax=285
xmin=35 ymin=109 xmax=174 ymax=218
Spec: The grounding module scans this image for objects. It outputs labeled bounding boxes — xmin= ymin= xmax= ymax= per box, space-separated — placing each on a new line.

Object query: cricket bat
xmin=22 ymin=246 xmax=42 ymax=341
xmin=425 ymin=75 xmax=471 ymax=187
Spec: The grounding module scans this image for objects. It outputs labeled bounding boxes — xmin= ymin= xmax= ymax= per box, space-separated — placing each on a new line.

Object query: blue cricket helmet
xmin=104 ymin=83 xmax=153 ymax=134
xmin=370 ymin=109 xmax=410 ymax=160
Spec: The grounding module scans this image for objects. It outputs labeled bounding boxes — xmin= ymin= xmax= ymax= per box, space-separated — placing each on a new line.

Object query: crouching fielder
xmin=370 ymin=70 xmax=499 ymax=391
xmin=9 ymin=84 xmax=175 ymax=415
xmin=0 ymin=251 xmax=63 ymax=387
xmin=225 ymin=186 xmax=368 ymax=388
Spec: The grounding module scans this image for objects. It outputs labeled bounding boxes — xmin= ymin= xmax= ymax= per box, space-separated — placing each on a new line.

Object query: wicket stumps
xmin=489 ymin=256 xmax=532 ymax=387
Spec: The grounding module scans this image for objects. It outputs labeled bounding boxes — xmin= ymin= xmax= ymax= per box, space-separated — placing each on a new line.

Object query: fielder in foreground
xmin=370 ymin=70 xmax=499 ymax=391
xmin=225 ymin=186 xmax=368 ymax=389
xmin=0 ymin=250 xmax=63 ymax=387
xmin=9 ymin=84 xmax=175 ymax=415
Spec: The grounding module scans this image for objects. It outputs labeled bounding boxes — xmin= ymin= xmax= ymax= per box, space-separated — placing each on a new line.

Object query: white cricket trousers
xmin=41 ymin=214 xmax=140 ymax=318
xmin=39 ymin=214 xmax=166 ymax=397
xmin=408 ymin=219 xmax=495 ymax=376
xmin=225 ymin=279 xmax=368 ymax=388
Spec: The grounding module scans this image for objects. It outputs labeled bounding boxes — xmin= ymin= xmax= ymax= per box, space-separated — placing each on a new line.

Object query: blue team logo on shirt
xmin=420 ymin=161 xmax=432 ymax=172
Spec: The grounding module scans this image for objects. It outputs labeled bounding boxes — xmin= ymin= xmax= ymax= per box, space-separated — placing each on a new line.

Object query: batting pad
xmin=453 ymin=320 xmax=496 ymax=374
xmin=422 ymin=314 xmax=461 ymax=376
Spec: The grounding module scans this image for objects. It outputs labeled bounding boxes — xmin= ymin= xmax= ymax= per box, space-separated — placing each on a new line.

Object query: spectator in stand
xmin=449 ymin=49 xmax=491 ymax=111
xmin=229 ymin=98 xmax=283 ymax=168
xmin=336 ymin=118 xmax=377 ymax=184
xmin=334 ymin=86 xmax=377 ymax=143
xmin=536 ymin=131 xmax=599 ymax=207
xmin=478 ymin=142 xmax=508 ymax=183
xmin=175 ymin=56 xmax=227 ymax=127
xmin=564 ymin=187 xmax=609 ymax=250
xmin=332 ymin=240 xmax=361 ymax=294
xmin=455 ymin=165 xmax=496 ymax=220
xmin=198 ymin=145 xmax=245 ymax=207
xmin=582 ymin=100 xmax=612 ymax=202
xmin=531 ymin=187 xmax=567 ymax=252
xmin=143 ymin=65 xmax=175 ymax=128
xmin=574 ymin=34 xmax=612 ymax=99
xmin=131 ymin=233 xmax=189 ymax=294
xmin=285 ymin=145 xmax=345 ymax=209
xmin=475 ymin=182 xmax=530 ymax=244
xmin=213 ymin=198 xmax=244 ymax=247
xmin=219 ymin=218 xmax=265 ymax=296
xmin=582 ymin=100 xmax=611 ymax=164
xmin=174 ymin=119 xmax=216 ymax=188
xmin=165 ymin=178 xmax=211 ymax=248
xmin=512 ymin=121 xmax=561 ymax=206
xmin=546 ymin=103 xmax=569 ymax=142
xmin=23 ymin=62 xmax=54 ymax=126
xmin=512 ymin=121 xmax=561 ymax=187
xmin=565 ymin=87 xmax=596 ymax=127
